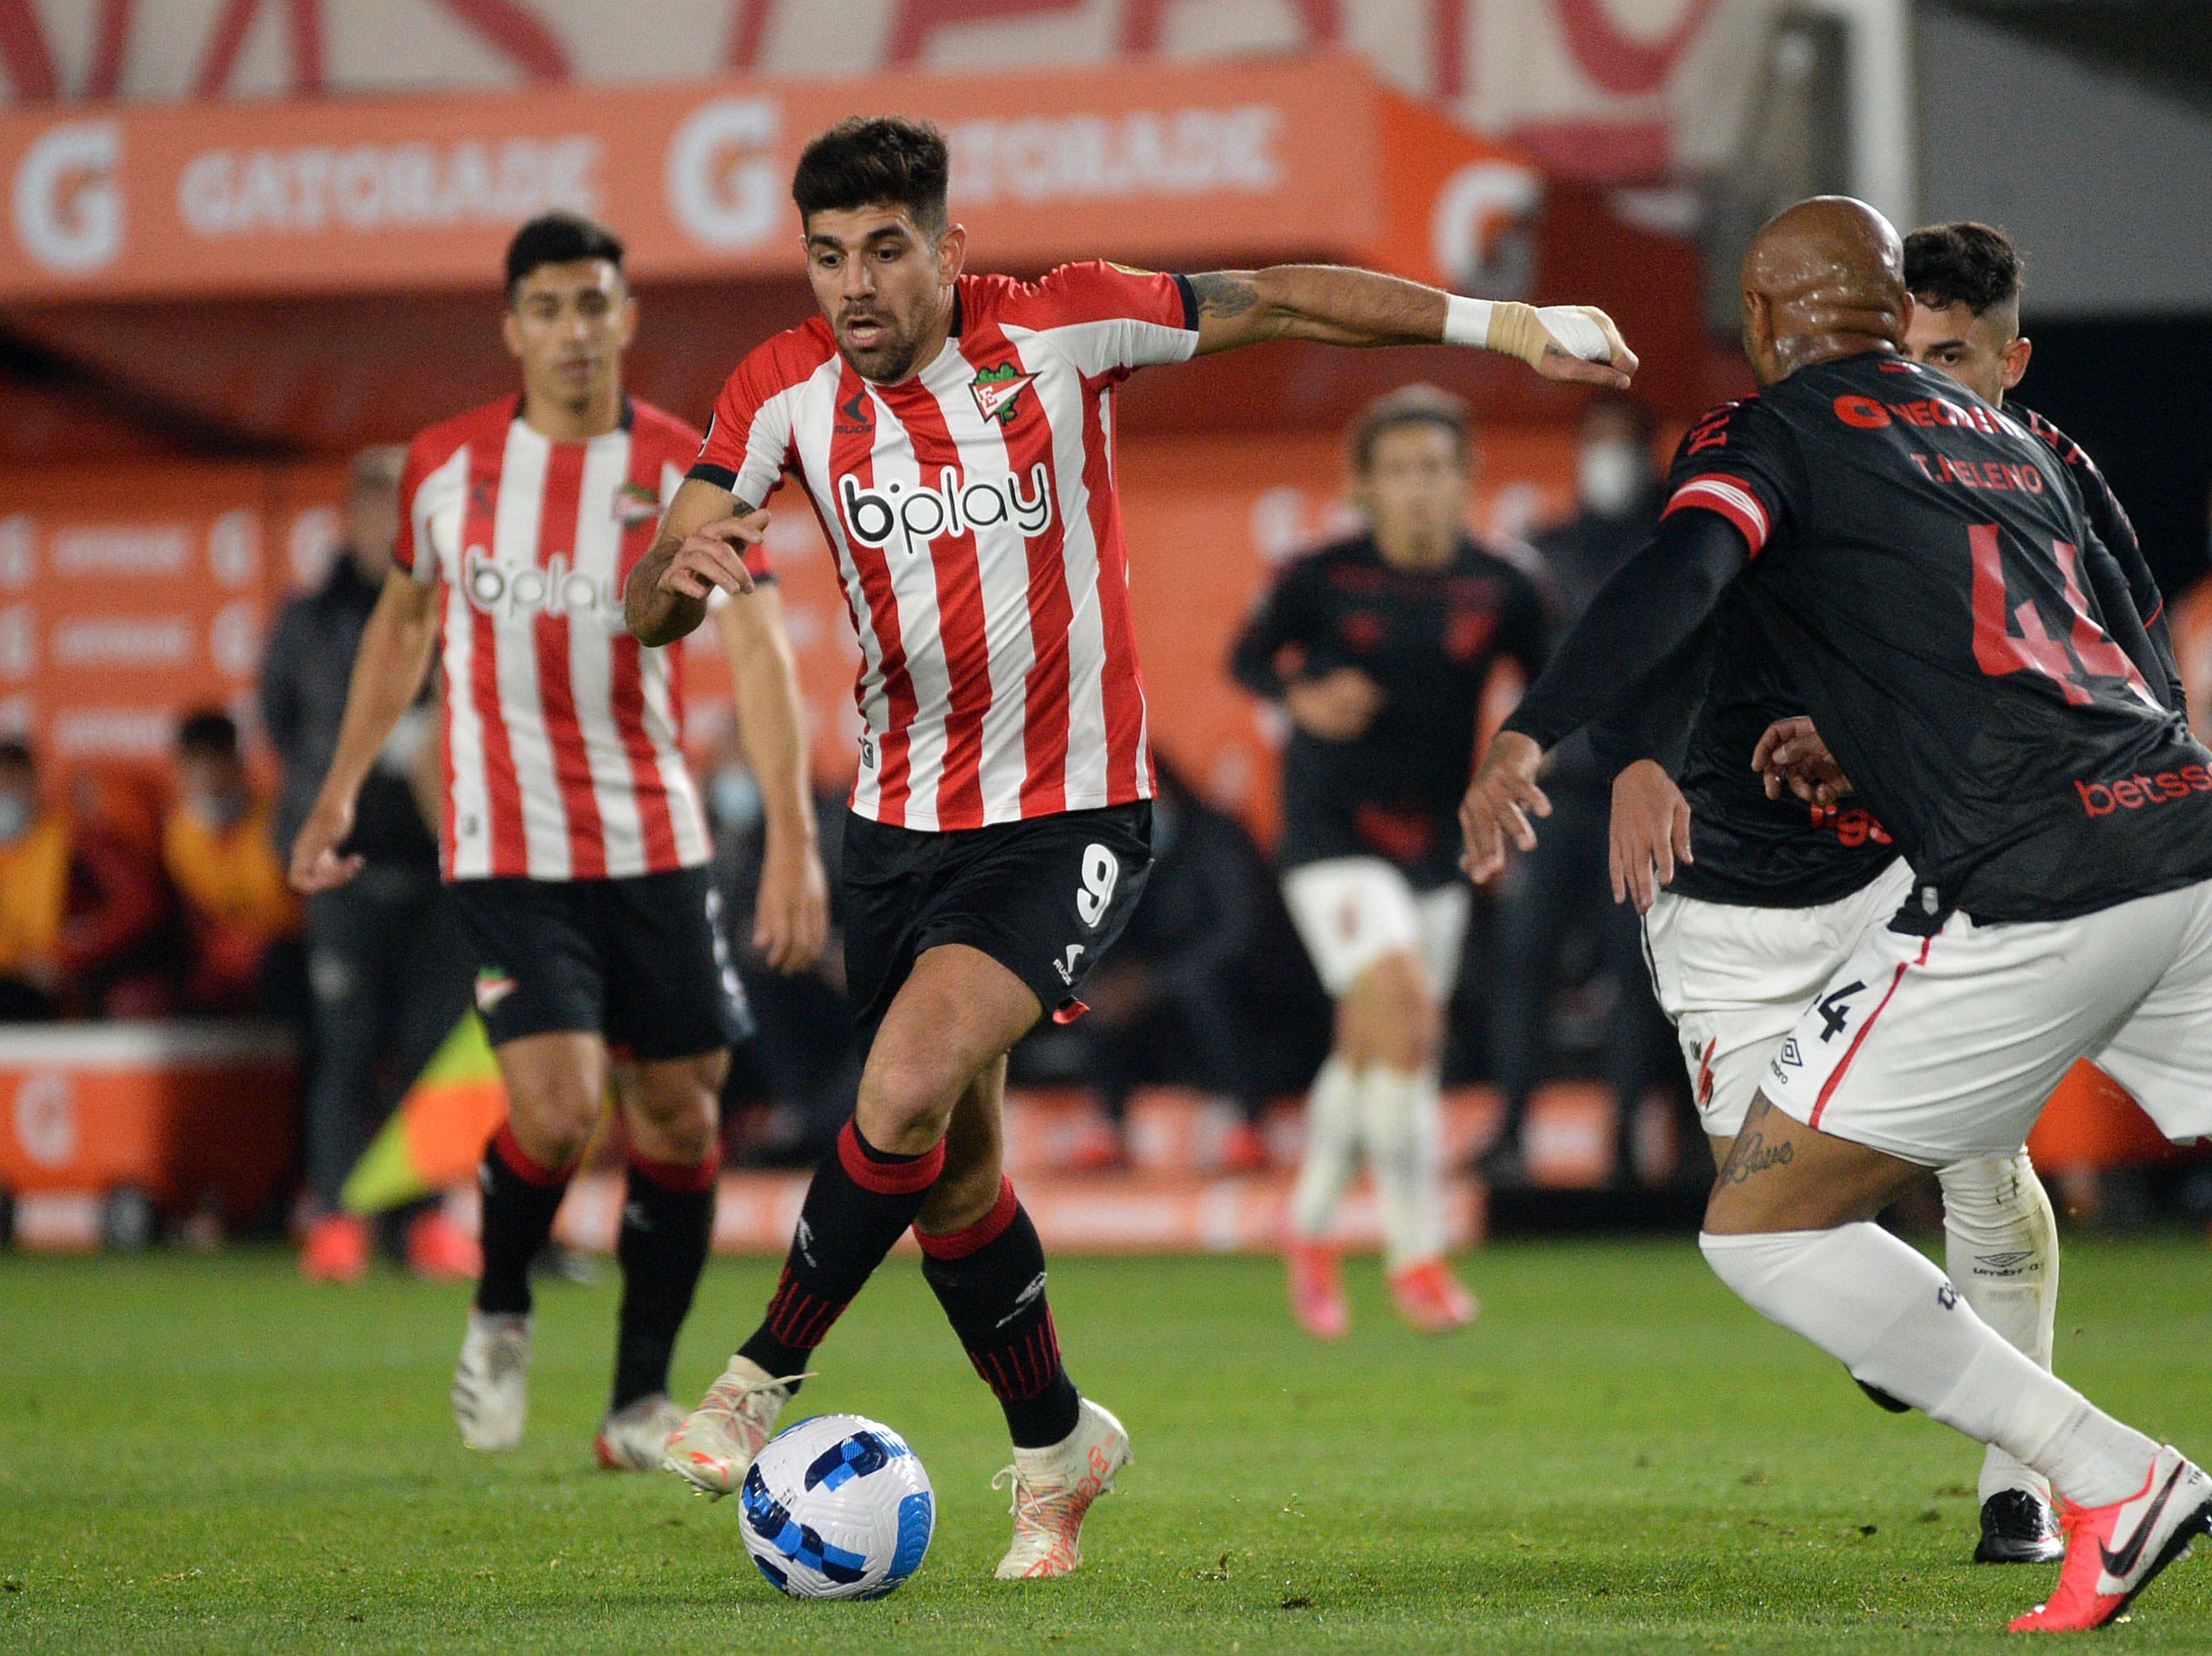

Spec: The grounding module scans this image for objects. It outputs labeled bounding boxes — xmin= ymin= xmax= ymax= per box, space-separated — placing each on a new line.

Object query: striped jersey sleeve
xmin=990 ymin=261 xmax=1200 ymax=379
xmin=690 ymin=328 xmax=835 ymax=517
xmin=1659 ymin=396 xmax=1797 ymax=560
xmin=392 ymin=428 xmax=445 ymax=582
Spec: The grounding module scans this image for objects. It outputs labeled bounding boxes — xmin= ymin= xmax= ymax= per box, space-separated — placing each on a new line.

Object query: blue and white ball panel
xmin=738 ymin=1414 xmax=935 ymax=1600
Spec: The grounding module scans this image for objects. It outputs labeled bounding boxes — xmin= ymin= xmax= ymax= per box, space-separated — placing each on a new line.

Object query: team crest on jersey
xmin=474 ymin=967 xmax=517 ymax=1013
xmin=613 ymin=481 xmax=661 ymax=527
xmin=971 ymin=363 xmax=1036 ymax=426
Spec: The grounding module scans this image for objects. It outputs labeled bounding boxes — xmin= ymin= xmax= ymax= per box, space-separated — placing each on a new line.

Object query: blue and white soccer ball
xmin=738 ymin=1414 xmax=935 ymax=1600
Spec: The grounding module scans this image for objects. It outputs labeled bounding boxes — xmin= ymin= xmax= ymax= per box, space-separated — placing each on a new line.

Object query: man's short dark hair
xmin=177 ymin=710 xmax=239 ymax=761
xmin=1904 ymin=222 xmax=2023 ymax=319
xmin=791 ymin=117 xmax=950 ymax=233
xmin=1349 ymin=384 xmax=1471 ymax=474
xmin=505 ymin=212 xmax=625 ymax=301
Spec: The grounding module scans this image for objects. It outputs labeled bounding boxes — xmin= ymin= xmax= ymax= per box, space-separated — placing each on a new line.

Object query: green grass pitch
xmin=4 ymin=1235 xmax=2211 ymax=1654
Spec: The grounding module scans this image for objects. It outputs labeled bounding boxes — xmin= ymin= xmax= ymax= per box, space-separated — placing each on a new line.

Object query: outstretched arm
xmin=1188 ymin=266 xmax=1637 ymax=388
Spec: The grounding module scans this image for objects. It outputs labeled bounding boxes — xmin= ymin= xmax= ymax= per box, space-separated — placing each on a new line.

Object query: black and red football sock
xmin=612 ymin=1147 xmax=719 ymax=1411
xmin=474 ymin=1122 xmax=576 ymax=1319
xmin=735 ymin=1119 xmax=943 ymax=1384
xmin=919 ymin=1178 xmax=1082 ymax=1449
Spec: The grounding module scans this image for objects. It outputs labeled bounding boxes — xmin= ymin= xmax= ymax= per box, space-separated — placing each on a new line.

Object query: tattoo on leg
xmin=1720 ymin=1129 xmax=1794 ymax=1185
xmin=1190 ymin=272 xmax=1259 ymax=320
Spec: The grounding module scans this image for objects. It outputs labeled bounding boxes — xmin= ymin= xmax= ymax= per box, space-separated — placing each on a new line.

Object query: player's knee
xmin=629 ymin=1058 xmax=724 ymax=1163
xmin=1361 ymin=956 xmax=1439 ymax=1071
xmin=507 ymin=1084 xmax=599 ymax=1170
xmin=857 ymin=1050 xmax=964 ymax=1149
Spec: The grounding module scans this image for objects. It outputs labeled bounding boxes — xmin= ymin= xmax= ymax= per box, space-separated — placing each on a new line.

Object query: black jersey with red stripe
xmin=1649 ymin=351 xmax=2212 ymax=925
xmin=1593 ymin=388 xmax=2184 ymax=912
xmin=1232 ymin=533 xmax=1548 ymax=889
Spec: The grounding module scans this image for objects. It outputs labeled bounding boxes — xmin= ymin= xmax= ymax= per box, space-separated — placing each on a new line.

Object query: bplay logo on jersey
xmin=464 ymin=548 xmax=622 ymax=626
xmin=837 ymin=465 xmax=1054 ymax=558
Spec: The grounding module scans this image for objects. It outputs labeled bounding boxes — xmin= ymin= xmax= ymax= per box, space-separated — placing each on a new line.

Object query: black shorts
xmin=841 ymin=802 xmax=1154 ymax=1052
xmin=448 ymin=866 xmax=751 ymax=1061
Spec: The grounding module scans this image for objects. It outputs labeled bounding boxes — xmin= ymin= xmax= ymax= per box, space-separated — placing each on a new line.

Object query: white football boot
xmin=992 ymin=1398 xmax=1132 ymax=1579
xmin=660 ymin=1355 xmax=808 ymax=1498
xmin=451 ymin=1309 xmax=531 ymax=1452
xmin=594 ymin=1394 xmax=687 ymax=1471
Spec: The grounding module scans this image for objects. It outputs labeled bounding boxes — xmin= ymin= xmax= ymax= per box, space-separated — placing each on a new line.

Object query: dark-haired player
xmin=1596 ymin=220 xmax=2181 ymax=1567
xmin=1902 ymin=221 xmax=2181 ymax=705
xmin=1232 ymin=383 xmax=1544 ymax=1340
xmin=291 ymin=213 xmax=828 ymax=1470
xmin=1464 ymin=195 xmax=2212 ymax=1631
xmin=623 ymin=114 xmax=1634 ymax=1577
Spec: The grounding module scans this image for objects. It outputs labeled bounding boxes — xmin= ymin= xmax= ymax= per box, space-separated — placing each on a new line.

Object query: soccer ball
xmin=738 ymin=1414 xmax=935 ymax=1600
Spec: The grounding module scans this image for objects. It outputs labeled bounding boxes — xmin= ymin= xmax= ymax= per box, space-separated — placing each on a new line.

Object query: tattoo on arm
xmin=1190 ymin=272 xmax=1259 ymax=320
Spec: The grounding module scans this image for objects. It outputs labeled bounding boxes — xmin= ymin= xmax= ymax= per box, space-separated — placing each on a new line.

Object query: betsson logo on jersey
xmin=837 ymin=465 xmax=1054 ymax=558
xmin=464 ymin=547 xmax=622 ymax=627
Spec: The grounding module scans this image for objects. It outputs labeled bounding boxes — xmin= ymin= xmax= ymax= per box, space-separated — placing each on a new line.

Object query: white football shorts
xmin=1282 ymin=857 xmax=1471 ymax=1000
xmin=1761 ymin=876 xmax=2212 ymax=1166
xmin=1642 ymin=860 xmax=1916 ymax=1138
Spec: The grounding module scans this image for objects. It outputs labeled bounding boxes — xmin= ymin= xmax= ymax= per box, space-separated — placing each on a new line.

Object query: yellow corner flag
xmin=339 ymin=1014 xmax=509 ymax=1216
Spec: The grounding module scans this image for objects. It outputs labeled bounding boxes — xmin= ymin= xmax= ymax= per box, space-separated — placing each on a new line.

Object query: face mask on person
xmin=709 ymin=765 xmax=763 ymax=835
xmin=0 ymin=792 xmax=29 ymax=845
xmin=184 ymin=791 xmax=248 ymax=835
xmin=1577 ymin=440 xmax=1647 ymax=518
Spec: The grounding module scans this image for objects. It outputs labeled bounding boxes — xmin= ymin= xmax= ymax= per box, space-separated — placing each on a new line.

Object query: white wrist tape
xmin=1535 ymin=306 xmax=1613 ymax=362
xmin=1441 ymin=294 xmax=1494 ymax=349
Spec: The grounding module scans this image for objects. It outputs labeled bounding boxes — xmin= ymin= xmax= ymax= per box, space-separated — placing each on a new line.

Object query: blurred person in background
xmin=289 ymin=213 xmax=826 ymax=1471
xmin=163 ymin=710 xmax=305 ymax=1018
xmin=1482 ymin=395 xmax=1673 ymax=1189
xmin=1060 ymin=754 xmax=1274 ymax=1172
xmin=1232 ymin=384 xmax=1547 ymax=1338
xmin=0 ymin=739 xmax=166 ymax=1021
xmin=262 ymin=446 xmax=478 ymax=1283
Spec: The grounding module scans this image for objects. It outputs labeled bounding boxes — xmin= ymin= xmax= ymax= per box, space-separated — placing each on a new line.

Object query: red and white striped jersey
xmin=692 ymin=262 xmax=1199 ymax=831
xmin=396 ymin=396 xmax=767 ymax=881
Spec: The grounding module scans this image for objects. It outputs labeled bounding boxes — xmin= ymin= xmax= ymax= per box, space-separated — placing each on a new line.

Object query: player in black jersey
xmin=1231 ymin=385 xmax=1546 ymax=1338
xmin=1463 ymin=197 xmax=2212 ymax=1631
xmin=1596 ymin=220 xmax=2184 ymax=1568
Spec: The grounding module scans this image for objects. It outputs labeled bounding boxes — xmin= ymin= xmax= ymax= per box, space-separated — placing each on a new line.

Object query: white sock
xmin=1700 ymin=1224 xmax=2156 ymax=1507
xmin=1940 ymin=1151 xmax=2061 ymax=1505
xmin=1361 ymin=1064 xmax=1445 ymax=1273
xmin=1289 ymin=1056 xmax=1364 ymax=1240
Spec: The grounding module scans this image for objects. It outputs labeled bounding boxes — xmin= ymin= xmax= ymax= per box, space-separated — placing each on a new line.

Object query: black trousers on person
xmin=302 ymin=865 xmax=474 ymax=1213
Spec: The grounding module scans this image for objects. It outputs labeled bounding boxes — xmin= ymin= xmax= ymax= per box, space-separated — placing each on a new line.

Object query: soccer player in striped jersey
xmin=623 ymin=115 xmax=1635 ymax=1578
xmin=290 ymin=214 xmax=829 ymax=1471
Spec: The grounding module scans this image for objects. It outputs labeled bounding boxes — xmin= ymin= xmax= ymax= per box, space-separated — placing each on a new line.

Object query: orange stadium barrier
xmin=0 ymin=51 xmax=1644 ymax=306
xmin=0 ymin=1021 xmax=296 ymax=1247
xmin=0 ymin=51 xmax=1707 ymax=461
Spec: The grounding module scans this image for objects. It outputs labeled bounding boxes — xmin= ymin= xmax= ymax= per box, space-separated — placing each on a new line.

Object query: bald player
xmin=1461 ymin=196 xmax=2212 ymax=1632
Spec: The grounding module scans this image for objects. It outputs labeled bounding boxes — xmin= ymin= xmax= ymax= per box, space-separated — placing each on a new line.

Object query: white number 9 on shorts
xmin=1076 ymin=844 xmax=1120 ymax=928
